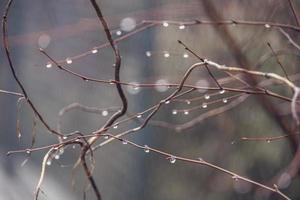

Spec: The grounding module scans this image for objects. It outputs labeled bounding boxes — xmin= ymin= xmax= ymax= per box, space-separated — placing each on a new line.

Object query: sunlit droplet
xmin=204 ymin=94 xmax=210 ymax=100
xmin=102 ymin=110 xmax=108 ymax=117
xmin=116 ymin=30 xmax=122 ymax=36
xmin=54 ymin=154 xmax=60 ymax=160
xmin=165 ymin=100 xmax=170 ymax=104
xmin=137 ymin=114 xmax=142 ymax=118
xmin=172 ymin=110 xmax=178 ymax=115
xmin=26 ymin=150 xmax=30 ymax=154
xmin=202 ymin=103 xmax=208 ymax=108
xmin=179 ymin=25 xmax=185 ymax=30
xmin=219 ymin=90 xmax=225 ymax=94
xmin=113 ymin=125 xmax=118 ymax=129
xmin=184 ymin=110 xmax=189 ymax=115
xmin=91 ymin=48 xmax=98 ymax=54
xmin=122 ymin=140 xmax=128 ymax=145
xmin=222 ymin=98 xmax=228 ymax=103
xmin=265 ymin=24 xmax=271 ymax=28
xmin=46 ymin=160 xmax=52 ymax=166
xmin=72 ymin=145 xmax=76 ymax=149
xmin=66 ymin=58 xmax=72 ymax=64
xmin=104 ymin=135 xmax=109 ymax=140
xmin=164 ymin=52 xmax=170 ymax=58
xmin=186 ymin=100 xmax=191 ymax=105
xmin=183 ymin=53 xmax=189 ymax=58
xmin=144 ymin=145 xmax=150 ymax=153
xmin=169 ymin=156 xmax=176 ymax=164
xmin=46 ymin=62 xmax=52 ymax=68
xmin=266 ymin=139 xmax=271 ymax=143
xmin=146 ymin=51 xmax=152 ymax=57
xmin=62 ymin=136 xmax=67 ymax=140
xmin=163 ymin=22 xmax=169 ymax=27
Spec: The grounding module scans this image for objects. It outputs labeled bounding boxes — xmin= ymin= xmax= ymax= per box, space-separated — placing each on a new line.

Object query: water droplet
xmin=144 ymin=145 xmax=150 ymax=153
xmin=104 ymin=135 xmax=109 ymax=140
xmin=232 ymin=175 xmax=239 ymax=181
xmin=116 ymin=30 xmax=122 ymax=36
xmin=26 ymin=150 xmax=30 ymax=154
xmin=62 ymin=136 xmax=67 ymax=140
xmin=122 ymin=140 xmax=128 ymax=145
xmin=184 ymin=110 xmax=189 ymax=115
xmin=219 ymin=90 xmax=225 ymax=94
xmin=54 ymin=154 xmax=60 ymax=160
xmin=113 ymin=125 xmax=118 ymax=129
xmin=179 ymin=25 xmax=185 ymax=30
xmin=266 ymin=139 xmax=271 ymax=143
xmin=120 ymin=17 xmax=136 ymax=32
xmin=172 ymin=110 xmax=178 ymax=115
xmin=202 ymin=103 xmax=208 ymax=108
xmin=165 ymin=100 xmax=170 ymax=104
xmin=265 ymin=24 xmax=271 ymax=28
xmin=66 ymin=58 xmax=72 ymax=64
xmin=46 ymin=62 xmax=52 ymax=68
xmin=102 ymin=110 xmax=108 ymax=117
xmin=72 ymin=145 xmax=76 ymax=149
xmin=127 ymin=82 xmax=141 ymax=94
xmin=222 ymin=98 xmax=228 ymax=103
xmin=91 ymin=48 xmax=98 ymax=54
xmin=183 ymin=53 xmax=189 ymax=58
xmin=46 ymin=159 xmax=52 ymax=166
xmin=169 ymin=156 xmax=176 ymax=164
xmin=145 ymin=51 xmax=152 ymax=57
xmin=155 ymin=79 xmax=169 ymax=92
xmin=164 ymin=52 xmax=170 ymax=58
xmin=204 ymin=94 xmax=210 ymax=100
xmin=137 ymin=114 xmax=142 ymax=118
xmin=163 ymin=22 xmax=169 ymax=27
xmin=186 ymin=100 xmax=191 ymax=105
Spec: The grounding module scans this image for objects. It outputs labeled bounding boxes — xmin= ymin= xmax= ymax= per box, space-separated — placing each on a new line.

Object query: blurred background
xmin=1 ymin=0 xmax=300 ymax=199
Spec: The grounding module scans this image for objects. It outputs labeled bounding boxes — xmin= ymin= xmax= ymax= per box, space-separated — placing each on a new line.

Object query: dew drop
xmin=219 ymin=90 xmax=225 ymax=94
xmin=172 ymin=110 xmax=178 ymax=115
xmin=91 ymin=48 xmax=98 ymax=54
xmin=137 ymin=114 xmax=142 ymax=118
xmin=204 ymin=94 xmax=210 ymax=100
xmin=102 ymin=110 xmax=108 ymax=117
xmin=222 ymin=98 xmax=228 ymax=103
xmin=66 ymin=58 xmax=72 ymax=64
xmin=164 ymin=52 xmax=170 ymax=58
xmin=186 ymin=100 xmax=191 ymax=105
xmin=184 ymin=110 xmax=189 ymax=115
xmin=145 ymin=51 xmax=152 ymax=57
xmin=163 ymin=22 xmax=169 ymax=27
xmin=165 ymin=100 xmax=170 ymax=104
xmin=266 ymin=139 xmax=271 ymax=143
xmin=169 ymin=156 xmax=176 ymax=164
xmin=116 ymin=30 xmax=122 ymax=36
xmin=54 ymin=154 xmax=60 ymax=160
xmin=179 ymin=25 xmax=185 ymax=30
xmin=202 ymin=103 xmax=208 ymax=108
xmin=113 ymin=125 xmax=118 ymax=129
xmin=46 ymin=62 xmax=52 ymax=68
xmin=144 ymin=145 xmax=150 ymax=153
xmin=265 ymin=24 xmax=271 ymax=28
xmin=62 ymin=136 xmax=67 ymax=140
xmin=46 ymin=159 xmax=52 ymax=166
xmin=26 ymin=150 xmax=30 ymax=154
xmin=72 ymin=145 xmax=76 ymax=149
xmin=122 ymin=140 xmax=128 ymax=145
xmin=104 ymin=135 xmax=109 ymax=140
xmin=183 ymin=53 xmax=189 ymax=58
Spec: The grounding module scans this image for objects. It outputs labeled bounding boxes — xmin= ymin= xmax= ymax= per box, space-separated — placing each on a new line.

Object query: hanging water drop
xmin=219 ymin=90 xmax=225 ymax=94
xmin=116 ymin=30 xmax=122 ymax=36
xmin=137 ymin=114 xmax=142 ymax=118
xmin=164 ymin=52 xmax=170 ymax=58
xmin=91 ymin=48 xmax=98 ymax=54
xmin=46 ymin=159 xmax=52 ymax=166
xmin=266 ymin=139 xmax=271 ymax=143
xmin=46 ymin=62 xmax=52 ymax=68
xmin=222 ymin=98 xmax=228 ymax=103
xmin=144 ymin=145 xmax=150 ymax=153
xmin=184 ymin=110 xmax=189 ymax=115
xmin=66 ymin=58 xmax=72 ymax=64
xmin=122 ymin=140 xmax=128 ymax=145
xmin=202 ymin=103 xmax=208 ymax=108
xmin=113 ymin=125 xmax=118 ymax=129
xmin=163 ymin=22 xmax=169 ymax=27
xmin=104 ymin=135 xmax=109 ymax=140
xmin=26 ymin=150 xmax=30 ymax=154
xmin=183 ymin=53 xmax=189 ymax=58
xmin=62 ymin=136 xmax=67 ymax=140
xmin=102 ymin=110 xmax=108 ymax=117
xmin=54 ymin=154 xmax=60 ymax=160
xmin=186 ymin=100 xmax=191 ymax=105
xmin=165 ymin=100 xmax=170 ymax=104
xmin=179 ymin=25 xmax=185 ymax=30
xmin=72 ymin=145 xmax=76 ymax=149
xmin=265 ymin=24 xmax=271 ymax=28
xmin=172 ymin=110 xmax=178 ymax=115
xmin=169 ymin=156 xmax=176 ymax=164
xmin=145 ymin=51 xmax=152 ymax=57
xmin=204 ymin=94 xmax=210 ymax=99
